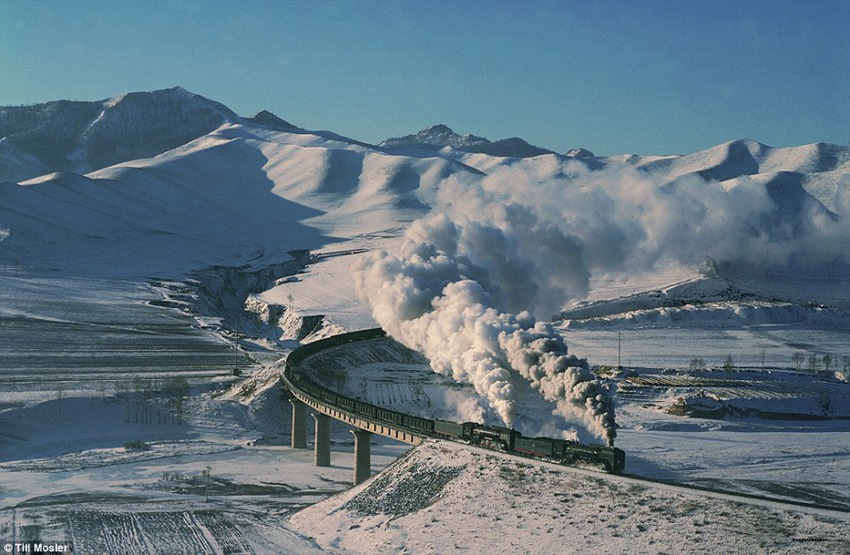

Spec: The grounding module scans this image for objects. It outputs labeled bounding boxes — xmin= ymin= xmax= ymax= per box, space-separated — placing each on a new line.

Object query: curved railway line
xmin=281 ymin=328 xmax=850 ymax=519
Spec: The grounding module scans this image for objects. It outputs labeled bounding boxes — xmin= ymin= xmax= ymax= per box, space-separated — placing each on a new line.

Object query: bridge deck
xmin=284 ymin=376 xmax=426 ymax=446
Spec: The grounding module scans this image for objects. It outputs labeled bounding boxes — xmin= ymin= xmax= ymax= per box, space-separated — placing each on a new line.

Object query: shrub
xmin=689 ymin=357 xmax=706 ymax=371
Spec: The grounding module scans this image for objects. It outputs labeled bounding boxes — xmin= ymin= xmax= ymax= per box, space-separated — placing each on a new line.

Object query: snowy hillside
xmin=633 ymin=138 xmax=850 ymax=214
xmin=0 ymin=87 xmax=244 ymax=183
xmin=0 ymin=122 xmax=473 ymax=276
xmin=0 ymin=89 xmax=846 ymax=283
xmin=2 ymin=88 xmax=850 ymax=554
xmin=290 ymin=440 xmax=850 ymax=555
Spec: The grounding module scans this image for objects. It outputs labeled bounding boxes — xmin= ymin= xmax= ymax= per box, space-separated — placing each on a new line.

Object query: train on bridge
xmin=282 ymin=328 xmax=625 ymax=474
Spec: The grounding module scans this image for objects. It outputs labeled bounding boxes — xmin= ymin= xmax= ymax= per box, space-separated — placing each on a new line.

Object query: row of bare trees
xmin=114 ymin=377 xmax=190 ymax=425
xmin=791 ymin=352 xmax=850 ymax=374
xmin=686 ymin=352 xmax=849 ymax=376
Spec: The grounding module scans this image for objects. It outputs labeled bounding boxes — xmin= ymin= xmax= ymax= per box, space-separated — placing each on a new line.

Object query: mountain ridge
xmin=4 ymin=88 xmax=847 ymax=186
xmin=1 ymin=88 xmax=848 ymax=284
xmin=0 ymin=87 xmax=243 ymax=182
xmin=379 ymin=123 xmax=557 ymax=158
xmin=0 ymin=87 xmax=376 ymax=183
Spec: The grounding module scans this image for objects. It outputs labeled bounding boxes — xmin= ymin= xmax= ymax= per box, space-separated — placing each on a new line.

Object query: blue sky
xmin=2 ymin=0 xmax=849 ymax=155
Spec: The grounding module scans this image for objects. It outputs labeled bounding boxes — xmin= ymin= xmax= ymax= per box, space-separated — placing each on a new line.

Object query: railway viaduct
xmin=281 ymin=329 xmax=429 ymax=485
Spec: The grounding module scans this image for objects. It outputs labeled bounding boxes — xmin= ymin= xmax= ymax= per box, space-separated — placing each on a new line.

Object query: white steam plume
xmin=351 ymin=179 xmax=618 ymax=443
xmin=353 ymin=161 xmax=850 ymax=444
xmin=352 ymin=243 xmax=617 ymax=442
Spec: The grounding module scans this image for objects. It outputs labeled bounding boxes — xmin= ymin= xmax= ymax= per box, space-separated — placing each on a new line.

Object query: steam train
xmin=282 ymin=328 xmax=625 ymax=474
xmin=432 ymin=420 xmax=625 ymax=473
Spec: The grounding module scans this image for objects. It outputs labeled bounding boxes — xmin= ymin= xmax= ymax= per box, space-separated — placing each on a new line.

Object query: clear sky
xmin=2 ymin=0 xmax=849 ymax=156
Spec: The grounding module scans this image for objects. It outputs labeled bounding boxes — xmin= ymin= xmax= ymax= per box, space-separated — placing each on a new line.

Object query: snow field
xmin=0 ymin=273 xmax=239 ymax=408
xmin=0 ymin=376 xmax=411 ymax=554
xmin=290 ymin=441 xmax=850 ymax=555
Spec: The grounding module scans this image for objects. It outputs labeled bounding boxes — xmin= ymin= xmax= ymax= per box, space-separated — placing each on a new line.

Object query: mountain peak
xmin=400 ymin=124 xmax=490 ymax=150
xmin=566 ymin=147 xmax=595 ymax=159
xmin=245 ymin=110 xmax=302 ymax=132
xmin=380 ymin=124 xmax=553 ymax=158
xmin=422 ymin=123 xmax=454 ymax=135
xmin=0 ymin=87 xmax=241 ymax=182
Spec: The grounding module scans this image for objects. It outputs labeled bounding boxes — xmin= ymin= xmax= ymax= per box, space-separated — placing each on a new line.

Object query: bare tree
xmin=132 ymin=378 xmax=154 ymax=423
xmin=56 ymin=384 xmax=66 ymax=414
xmin=202 ymin=465 xmax=212 ymax=502
xmin=689 ymin=357 xmax=706 ymax=371
xmin=165 ymin=377 xmax=190 ymax=425
xmin=792 ymin=351 xmax=805 ymax=372
xmin=115 ymin=381 xmax=131 ymax=422
xmin=808 ymin=353 xmax=821 ymax=373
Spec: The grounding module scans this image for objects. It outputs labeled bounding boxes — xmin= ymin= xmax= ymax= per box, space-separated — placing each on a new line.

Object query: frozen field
xmin=0 ymin=268 xmax=419 ymax=554
xmin=562 ymin=327 xmax=850 ymax=373
xmin=0 ymin=362 xmax=410 ymax=555
xmin=0 ymin=271 xmax=241 ymax=408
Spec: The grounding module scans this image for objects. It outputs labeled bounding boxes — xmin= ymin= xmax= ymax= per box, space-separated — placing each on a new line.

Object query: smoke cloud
xmin=352 ymin=160 xmax=850 ymax=444
xmin=351 ymin=240 xmax=616 ymax=442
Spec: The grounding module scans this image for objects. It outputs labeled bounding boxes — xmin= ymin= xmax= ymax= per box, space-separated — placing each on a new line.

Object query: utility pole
xmin=203 ymin=466 xmax=211 ymax=503
xmin=617 ymin=332 xmax=622 ymax=370
xmin=234 ymin=320 xmax=239 ymax=374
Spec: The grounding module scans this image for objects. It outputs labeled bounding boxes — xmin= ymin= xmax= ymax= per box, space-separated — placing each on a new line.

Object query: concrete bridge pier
xmin=351 ymin=429 xmax=372 ymax=485
xmin=312 ymin=413 xmax=331 ymax=467
xmin=289 ymin=399 xmax=307 ymax=449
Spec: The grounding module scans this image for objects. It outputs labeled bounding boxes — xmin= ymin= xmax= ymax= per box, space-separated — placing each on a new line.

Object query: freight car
xmin=282 ymin=329 xmax=625 ymax=474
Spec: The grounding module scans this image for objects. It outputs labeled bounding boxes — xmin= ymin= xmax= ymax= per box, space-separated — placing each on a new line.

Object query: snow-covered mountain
xmin=0 ymin=87 xmax=246 ymax=183
xmin=632 ymin=138 xmax=850 ymax=214
xmin=0 ymin=121 xmax=474 ymax=276
xmin=0 ymin=87 xmax=408 ymax=185
xmin=1 ymin=88 xmax=848 ymax=299
xmin=380 ymin=123 xmax=556 ymax=158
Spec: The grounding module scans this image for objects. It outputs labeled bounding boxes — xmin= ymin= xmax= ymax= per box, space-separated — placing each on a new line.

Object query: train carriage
xmin=403 ymin=414 xmax=436 ymax=434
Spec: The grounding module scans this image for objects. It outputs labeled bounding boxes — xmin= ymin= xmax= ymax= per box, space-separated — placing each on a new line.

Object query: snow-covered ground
xmin=0 ymin=266 xmax=403 ymax=553
xmin=3 ymin=254 xmax=847 ymax=553
xmin=0 ymin=394 xmax=410 ymax=554
xmin=2 ymin=89 xmax=850 ymax=553
xmin=290 ymin=440 xmax=850 ymax=555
